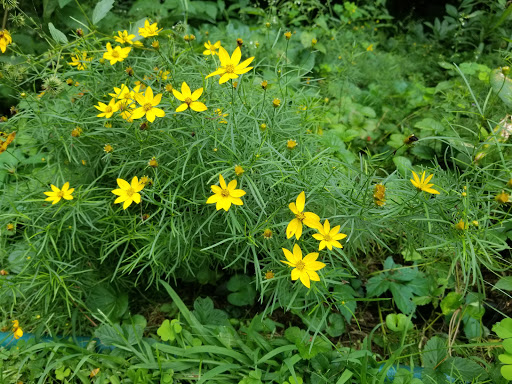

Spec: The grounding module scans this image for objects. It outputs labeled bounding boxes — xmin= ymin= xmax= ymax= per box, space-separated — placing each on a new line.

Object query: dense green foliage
xmin=2 ymin=0 xmax=512 ymax=383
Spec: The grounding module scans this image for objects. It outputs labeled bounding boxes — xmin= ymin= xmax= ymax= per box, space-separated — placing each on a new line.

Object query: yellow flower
xmin=496 ymin=190 xmax=510 ymax=204
xmin=109 ymin=84 xmax=134 ymax=101
xmin=12 ymin=320 xmax=23 ymax=340
xmin=280 ymin=244 xmax=325 ymax=288
xmin=165 ymin=84 xmax=173 ymax=92
xmin=6 ymin=223 xmax=15 ymax=231
xmin=68 ymin=51 xmax=92 ymax=70
xmin=410 ymin=171 xmax=440 ymax=195
xmin=215 ymin=108 xmax=228 ymax=123
xmin=152 ymin=40 xmax=160 ymax=49
xmin=284 ymin=31 xmax=292 ymax=40
xmin=263 ymin=228 xmax=273 ymax=239
xmin=139 ymin=175 xmax=152 ymax=186
xmin=95 ymin=98 xmax=119 ymax=118
xmin=131 ymin=86 xmax=165 ymax=122
xmin=104 ymin=144 xmax=113 ymax=153
xmin=259 ymin=123 xmax=267 ymax=130
xmin=111 ymin=177 xmax=145 ymax=210
xmin=206 ymin=174 xmax=246 ymax=211
xmin=148 ymin=157 xmax=158 ymax=167
xmin=103 ymin=43 xmax=131 ymax=65
xmin=236 ymin=38 xmax=243 ymax=47
xmin=366 ymin=44 xmax=374 ymax=51
xmin=139 ymin=19 xmax=162 ymax=38
xmin=373 ymin=183 xmax=385 ymax=206
xmin=287 ymin=139 xmax=297 ymax=150
xmin=286 ymin=191 xmax=321 ymax=240
xmin=205 ymin=46 xmax=254 ymax=84
xmin=312 ymin=220 xmax=347 ymax=250
xmin=172 ymin=82 xmax=207 ymax=112
xmin=0 ymin=30 xmax=12 ymax=53
xmin=261 ymin=80 xmax=268 ymax=89
xmin=311 ymin=38 xmax=317 ymax=46
xmin=454 ymin=219 xmax=468 ymax=231
xmin=273 ymin=98 xmax=281 ymax=108
xmin=234 ymin=165 xmax=244 ymax=176
xmin=71 ymin=126 xmax=83 ymax=137
xmin=0 ymin=131 xmax=16 ymax=155
xmin=44 ymin=182 xmax=74 ymax=205
xmin=203 ymin=40 xmax=221 ymax=55
xmin=265 ymin=270 xmax=274 ymax=279
xmin=114 ymin=30 xmax=135 ymax=44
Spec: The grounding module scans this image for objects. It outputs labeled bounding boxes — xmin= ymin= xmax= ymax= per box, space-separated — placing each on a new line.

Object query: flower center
xmin=221 ymin=189 xmax=230 ymax=197
xmin=143 ymin=103 xmax=153 ymax=111
xmin=185 ymin=97 xmax=193 ymax=105
xmin=295 ymin=260 xmax=306 ymax=271
xmin=295 ymin=212 xmax=306 ymax=221
xmin=225 ymin=64 xmax=235 ymax=73
xmin=57 ymin=191 xmax=64 ymax=198
xmin=105 ymin=106 xmax=113 ymax=113
xmin=111 ymin=50 xmax=120 ymax=58
xmin=324 ymin=234 xmax=332 ymax=242
xmin=123 ymin=93 xmax=131 ymax=99
xmin=126 ymin=187 xmax=134 ymax=197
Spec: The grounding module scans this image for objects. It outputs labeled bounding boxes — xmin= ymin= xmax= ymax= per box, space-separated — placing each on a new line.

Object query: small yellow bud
xmin=284 ymin=31 xmax=292 ymax=40
xmin=287 ymin=139 xmax=297 ymax=150
xmin=234 ymin=165 xmax=244 ymax=176
xmin=272 ymin=98 xmax=281 ymax=108
xmin=148 ymin=157 xmax=158 ymax=167
xmin=259 ymin=123 xmax=267 ymax=130
xmin=454 ymin=219 xmax=467 ymax=231
xmin=496 ymin=190 xmax=510 ymax=204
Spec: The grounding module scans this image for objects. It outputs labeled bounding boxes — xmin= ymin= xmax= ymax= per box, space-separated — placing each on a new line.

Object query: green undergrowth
xmin=1 ymin=0 xmax=512 ymax=383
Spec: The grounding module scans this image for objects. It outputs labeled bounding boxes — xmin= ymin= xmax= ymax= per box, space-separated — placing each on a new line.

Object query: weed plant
xmin=1 ymin=0 xmax=512 ymax=383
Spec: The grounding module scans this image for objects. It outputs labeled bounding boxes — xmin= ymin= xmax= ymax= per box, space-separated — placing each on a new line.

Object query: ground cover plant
xmin=2 ymin=0 xmax=512 ymax=383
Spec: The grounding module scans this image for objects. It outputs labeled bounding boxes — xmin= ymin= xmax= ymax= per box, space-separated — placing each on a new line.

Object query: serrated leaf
xmin=440 ymin=357 xmax=487 ymax=381
xmin=192 ymin=297 xmax=228 ymax=325
xmin=423 ymin=336 xmax=447 ymax=368
xmin=390 ymin=283 xmax=415 ymax=315
xmin=48 ymin=22 xmax=68 ymax=43
xmin=92 ymin=0 xmax=114 ymax=24
xmin=366 ymin=274 xmax=390 ymax=297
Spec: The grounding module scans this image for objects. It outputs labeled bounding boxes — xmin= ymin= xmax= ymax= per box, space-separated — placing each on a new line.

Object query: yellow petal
xmin=282 ymin=247 xmax=297 ymax=264
xmin=291 ymin=268 xmax=301 ymax=281
xmin=190 ymin=102 xmax=207 ymax=112
xmin=299 ymin=271 xmax=310 ymax=288
xmin=289 ymin=202 xmax=299 ymax=214
xmin=191 ymin=87 xmax=203 ymax=101
xmin=218 ymin=46 xmax=230 ymax=65
xmin=230 ymin=189 xmax=246 ymax=197
xmin=181 ymin=82 xmax=191 ymax=98
xmin=206 ymin=194 xmax=220 ymax=204
xmin=219 ymin=174 xmax=226 ymax=189
xmin=307 ymin=270 xmax=320 ymax=282
xmin=231 ymin=46 xmax=242 ymax=66
xmin=303 ymin=252 xmax=319 ymax=263
xmin=176 ymin=103 xmax=189 ymax=112
xmin=286 ymin=219 xmax=299 ymax=239
xmin=117 ymin=178 xmax=130 ymax=189
xmin=296 ymin=191 xmax=305 ymax=212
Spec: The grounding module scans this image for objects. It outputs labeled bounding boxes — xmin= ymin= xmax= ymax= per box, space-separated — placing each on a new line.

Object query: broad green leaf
xmin=92 ymin=0 xmax=115 ymax=24
xmin=440 ymin=292 xmax=463 ymax=315
xmin=441 ymin=357 xmax=488 ymax=381
xmin=48 ymin=22 xmax=68 ymax=44
xmin=227 ymin=275 xmax=256 ymax=306
xmin=157 ymin=319 xmax=175 ymax=342
xmin=393 ymin=156 xmax=411 ymax=178
xmin=502 ymin=364 xmax=512 ymax=381
xmin=423 ymin=336 xmax=447 ymax=368
xmin=493 ymin=318 xmax=512 ymax=339
xmin=490 ymin=69 xmax=512 ymax=107
xmin=86 ymin=283 xmax=128 ymax=322
xmin=192 ymin=297 xmax=228 ymax=325
xmin=494 ymin=276 xmax=512 ymax=291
